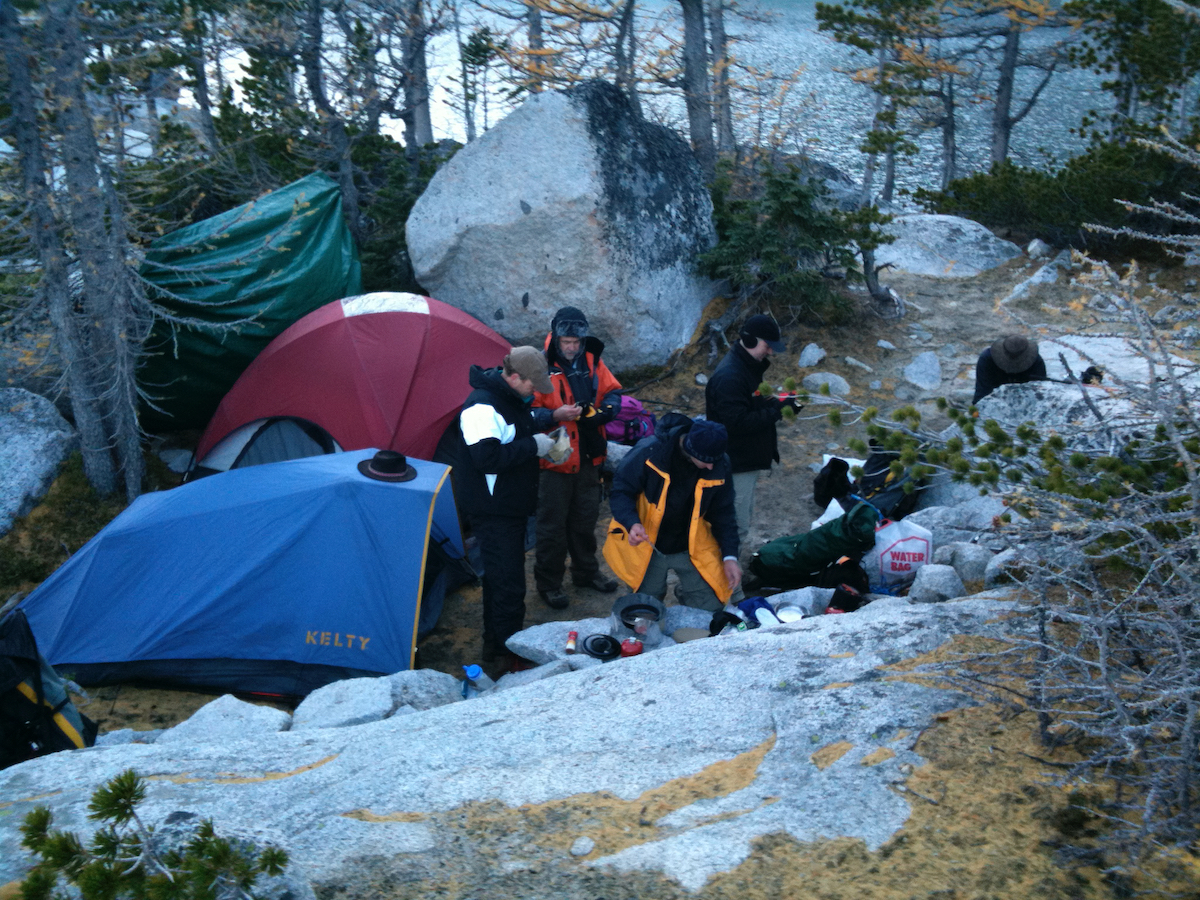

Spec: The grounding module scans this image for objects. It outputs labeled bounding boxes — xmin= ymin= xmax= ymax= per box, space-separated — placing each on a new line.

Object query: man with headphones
xmin=705 ymin=314 xmax=798 ymax=552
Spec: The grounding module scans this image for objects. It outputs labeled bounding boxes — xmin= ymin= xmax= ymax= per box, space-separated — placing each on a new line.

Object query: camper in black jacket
xmin=705 ymin=315 xmax=799 ymax=549
xmin=456 ymin=348 xmax=567 ymax=669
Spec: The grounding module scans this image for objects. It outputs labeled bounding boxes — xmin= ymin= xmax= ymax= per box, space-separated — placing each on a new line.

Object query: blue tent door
xmin=19 ymin=451 xmax=463 ymax=697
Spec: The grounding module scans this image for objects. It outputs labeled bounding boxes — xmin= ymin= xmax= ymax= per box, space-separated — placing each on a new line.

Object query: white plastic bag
xmin=809 ymin=498 xmax=846 ymax=531
xmin=863 ymin=519 xmax=932 ymax=593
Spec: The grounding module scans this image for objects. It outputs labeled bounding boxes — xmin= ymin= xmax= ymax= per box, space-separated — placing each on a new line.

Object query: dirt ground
xmin=26 ymin=254 xmax=1200 ymax=897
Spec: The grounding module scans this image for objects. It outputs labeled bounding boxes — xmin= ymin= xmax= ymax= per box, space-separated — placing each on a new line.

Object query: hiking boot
xmin=481 ymin=651 xmax=537 ymax=680
xmin=482 ymin=637 xmax=508 ymax=663
xmin=573 ymin=574 xmax=619 ymax=593
xmin=539 ymin=588 xmax=570 ymax=610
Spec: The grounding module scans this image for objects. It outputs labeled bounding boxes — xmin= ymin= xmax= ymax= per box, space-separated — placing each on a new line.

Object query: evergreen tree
xmin=1065 ymin=0 xmax=1200 ymax=137
xmin=816 ymin=0 xmax=935 ymax=203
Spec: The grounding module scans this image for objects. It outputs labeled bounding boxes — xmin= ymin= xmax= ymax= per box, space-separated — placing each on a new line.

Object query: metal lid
xmin=580 ymin=633 xmax=622 ymax=661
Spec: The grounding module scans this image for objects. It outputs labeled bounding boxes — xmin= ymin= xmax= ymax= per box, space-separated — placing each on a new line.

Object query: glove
xmin=533 ymin=433 xmax=554 ymax=458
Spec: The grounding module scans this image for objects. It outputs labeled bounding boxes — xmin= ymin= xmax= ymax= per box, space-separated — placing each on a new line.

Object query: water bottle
xmin=461 ymin=664 xmax=496 ymax=699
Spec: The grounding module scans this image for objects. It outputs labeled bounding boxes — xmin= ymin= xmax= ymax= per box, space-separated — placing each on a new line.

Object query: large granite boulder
xmin=874 ymin=214 xmax=1022 ymax=278
xmin=0 ymin=388 xmax=78 ymax=536
xmin=406 ymin=82 xmax=718 ymax=370
xmin=0 ymin=595 xmax=1027 ymax=894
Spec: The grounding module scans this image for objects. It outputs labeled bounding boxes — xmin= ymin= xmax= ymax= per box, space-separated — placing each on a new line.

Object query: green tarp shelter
xmin=139 ymin=172 xmax=362 ymax=431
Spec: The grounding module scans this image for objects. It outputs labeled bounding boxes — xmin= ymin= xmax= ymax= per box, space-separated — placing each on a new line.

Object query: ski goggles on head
xmin=553 ymin=317 xmax=589 ymax=339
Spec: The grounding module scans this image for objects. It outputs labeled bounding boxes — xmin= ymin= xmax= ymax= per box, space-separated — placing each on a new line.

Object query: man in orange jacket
xmin=533 ymin=307 xmax=623 ymax=609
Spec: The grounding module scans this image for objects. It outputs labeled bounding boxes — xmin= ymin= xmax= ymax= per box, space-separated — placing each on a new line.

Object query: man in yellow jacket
xmin=603 ymin=415 xmax=743 ymax=611
xmin=532 ymin=307 xmax=623 ymax=609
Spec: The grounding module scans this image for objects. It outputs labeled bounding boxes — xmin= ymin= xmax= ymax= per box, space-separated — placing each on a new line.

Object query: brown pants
xmin=535 ymin=464 xmax=602 ymax=592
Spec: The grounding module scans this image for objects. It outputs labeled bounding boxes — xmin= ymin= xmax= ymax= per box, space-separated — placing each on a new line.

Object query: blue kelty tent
xmin=18 ymin=450 xmax=464 ymax=697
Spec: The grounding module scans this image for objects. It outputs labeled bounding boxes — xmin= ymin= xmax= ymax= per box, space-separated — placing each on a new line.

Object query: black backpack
xmin=0 ymin=609 xmax=97 ymax=770
xmin=854 ymin=445 xmax=921 ymax=521
xmin=813 ymin=457 xmax=853 ymax=508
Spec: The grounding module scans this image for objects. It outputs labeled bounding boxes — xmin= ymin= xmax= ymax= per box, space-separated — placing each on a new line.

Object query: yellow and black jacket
xmin=603 ymin=414 xmax=739 ymax=601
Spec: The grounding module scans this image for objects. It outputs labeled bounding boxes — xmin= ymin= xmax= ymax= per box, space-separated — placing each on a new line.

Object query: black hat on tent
xmin=358 ymin=450 xmax=417 ymax=482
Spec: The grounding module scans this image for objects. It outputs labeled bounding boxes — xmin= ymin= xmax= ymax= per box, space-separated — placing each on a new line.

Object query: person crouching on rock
xmin=973 ymin=334 xmax=1047 ymax=403
xmin=603 ymin=415 xmax=743 ymax=612
xmin=532 ymin=306 xmax=622 ymax=610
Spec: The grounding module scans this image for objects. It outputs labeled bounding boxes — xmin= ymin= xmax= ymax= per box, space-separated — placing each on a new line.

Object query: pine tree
xmin=19 ymin=769 xmax=288 ymax=900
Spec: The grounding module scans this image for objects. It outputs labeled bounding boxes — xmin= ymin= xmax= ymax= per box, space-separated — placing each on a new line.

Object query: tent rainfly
xmin=190 ymin=292 xmax=510 ymax=476
xmin=18 ymin=451 xmax=463 ymax=697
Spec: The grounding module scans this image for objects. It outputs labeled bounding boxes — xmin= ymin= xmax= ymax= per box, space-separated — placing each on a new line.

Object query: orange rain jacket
xmin=533 ymin=334 xmax=622 ymax=474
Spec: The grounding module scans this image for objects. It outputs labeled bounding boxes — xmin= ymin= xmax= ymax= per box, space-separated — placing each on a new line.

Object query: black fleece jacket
xmin=455 ymin=365 xmax=543 ymax=519
xmin=705 ymin=344 xmax=782 ymax=473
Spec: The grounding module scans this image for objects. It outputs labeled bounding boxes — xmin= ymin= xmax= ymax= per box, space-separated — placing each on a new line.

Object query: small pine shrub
xmin=19 ymin=769 xmax=288 ymax=900
xmin=915 ymin=139 xmax=1200 ymax=256
xmin=700 ymin=162 xmax=883 ymax=323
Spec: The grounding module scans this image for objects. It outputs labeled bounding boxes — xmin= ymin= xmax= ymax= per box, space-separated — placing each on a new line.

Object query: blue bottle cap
xmin=463 ymin=664 xmax=483 ymax=680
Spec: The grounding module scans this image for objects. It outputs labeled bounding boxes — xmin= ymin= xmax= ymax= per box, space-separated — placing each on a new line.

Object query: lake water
xmin=427 ymin=0 xmax=1101 ymax=199
xmin=732 ymin=0 xmax=1098 ymax=198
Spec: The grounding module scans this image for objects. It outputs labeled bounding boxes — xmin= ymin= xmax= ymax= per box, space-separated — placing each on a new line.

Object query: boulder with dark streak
xmin=406 ymin=82 xmax=718 ymax=370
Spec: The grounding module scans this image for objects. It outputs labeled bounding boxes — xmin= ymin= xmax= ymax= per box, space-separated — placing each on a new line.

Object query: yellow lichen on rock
xmin=860 ymin=747 xmax=896 ymax=766
xmin=811 ymin=741 xmax=854 ymax=769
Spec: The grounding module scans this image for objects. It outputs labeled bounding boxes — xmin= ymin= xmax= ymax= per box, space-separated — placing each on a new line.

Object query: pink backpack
xmin=603 ymin=395 xmax=657 ymax=445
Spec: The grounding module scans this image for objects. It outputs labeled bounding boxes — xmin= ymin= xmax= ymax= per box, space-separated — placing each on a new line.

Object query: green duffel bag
xmin=749 ymin=500 xmax=881 ymax=589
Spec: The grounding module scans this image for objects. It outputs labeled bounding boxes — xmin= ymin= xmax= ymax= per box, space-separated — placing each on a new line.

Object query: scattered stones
xmin=695 ymin=373 xmax=709 ymax=386
xmin=571 ymin=837 xmax=597 ymax=857
xmin=902 ymin=352 xmax=942 ymax=391
xmin=293 ymin=677 xmax=396 ymax=730
xmin=906 ymin=498 xmax=1009 ymax=550
xmin=1027 ymin=238 xmax=1052 ymax=258
xmin=984 ymin=548 xmax=1021 ymax=586
xmin=0 ymin=388 xmax=79 ymax=538
xmin=907 ymin=565 xmax=967 ymax=604
xmin=602 ymin=441 xmax=633 ymax=474
xmin=386 ymin=669 xmax=465 ymax=711
xmin=932 ymin=542 xmax=996 ymax=585
xmin=869 ymin=380 xmax=883 ymax=391
xmin=874 ymin=214 xmax=1023 ymax=278
xmin=801 ymin=372 xmax=850 ymax=397
xmin=1000 ymin=251 xmax=1069 ymax=305
xmin=771 ymin=586 xmax=835 ymax=618
xmin=845 ymin=356 xmax=873 ymax=373
xmin=798 ymin=343 xmax=826 ymax=367
xmin=155 ymin=694 xmax=292 ymax=745
xmin=876 ymin=340 xmax=896 ymax=351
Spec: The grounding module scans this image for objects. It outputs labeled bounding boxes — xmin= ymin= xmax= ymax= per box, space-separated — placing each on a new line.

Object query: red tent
xmin=192 ymin=293 xmax=510 ymax=473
